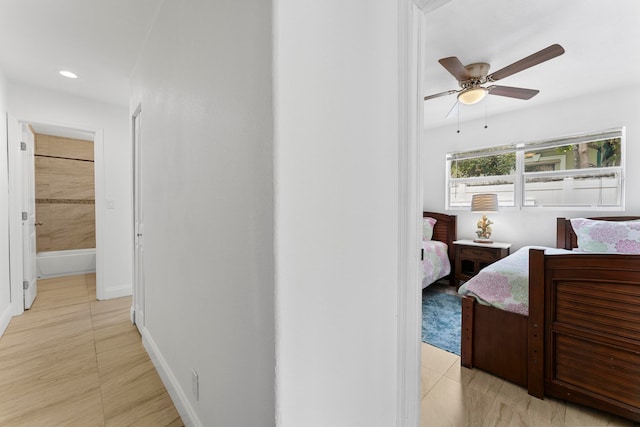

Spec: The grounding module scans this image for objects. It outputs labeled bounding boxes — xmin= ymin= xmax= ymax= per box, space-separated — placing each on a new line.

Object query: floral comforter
xmin=422 ymin=240 xmax=451 ymax=288
xmin=457 ymin=246 xmax=574 ymax=315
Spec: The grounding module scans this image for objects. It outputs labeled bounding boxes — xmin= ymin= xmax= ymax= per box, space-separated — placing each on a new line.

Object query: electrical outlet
xmin=191 ymin=368 xmax=199 ymax=401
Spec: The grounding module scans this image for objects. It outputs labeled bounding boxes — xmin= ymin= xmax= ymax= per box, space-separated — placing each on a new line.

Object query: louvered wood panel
xmin=555 ymin=281 xmax=640 ymax=340
xmin=554 ymin=334 xmax=640 ymax=408
xmin=544 ymin=260 xmax=640 ymax=422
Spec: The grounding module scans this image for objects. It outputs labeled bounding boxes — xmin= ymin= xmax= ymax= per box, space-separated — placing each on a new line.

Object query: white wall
xmin=131 ymin=0 xmax=404 ymax=425
xmin=423 ymin=85 xmax=640 ymax=250
xmin=129 ymin=1 xmax=275 ymax=425
xmin=0 ymin=68 xmax=13 ymax=334
xmin=7 ymin=81 xmax=132 ymax=298
xmin=274 ymin=1 xmax=400 ymax=425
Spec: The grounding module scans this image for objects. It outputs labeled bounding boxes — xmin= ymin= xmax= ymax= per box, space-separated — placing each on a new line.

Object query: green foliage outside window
xmin=552 ymin=138 xmax=621 ymax=169
xmin=451 ymin=153 xmax=516 ymax=178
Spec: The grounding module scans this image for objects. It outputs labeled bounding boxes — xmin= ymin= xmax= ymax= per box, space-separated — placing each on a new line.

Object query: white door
xmin=7 ymin=115 xmax=24 ymax=315
xmin=21 ymin=124 xmax=37 ymax=309
xmin=132 ymin=109 xmax=145 ymax=331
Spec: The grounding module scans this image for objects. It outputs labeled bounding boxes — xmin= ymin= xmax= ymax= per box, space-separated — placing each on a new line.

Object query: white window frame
xmin=446 ymin=144 xmax=517 ymax=209
xmin=446 ymin=127 xmax=625 ymax=211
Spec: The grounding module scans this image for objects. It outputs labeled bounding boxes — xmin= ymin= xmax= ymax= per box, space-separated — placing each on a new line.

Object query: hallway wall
xmin=130 ymin=0 xmax=275 ymax=425
xmin=274 ymin=1 xmax=400 ymax=425
xmin=131 ymin=0 xmax=404 ymax=425
xmin=0 ymin=68 xmax=12 ymax=334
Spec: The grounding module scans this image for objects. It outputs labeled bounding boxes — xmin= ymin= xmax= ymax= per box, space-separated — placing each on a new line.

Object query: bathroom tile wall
xmin=35 ymin=134 xmax=95 ymax=251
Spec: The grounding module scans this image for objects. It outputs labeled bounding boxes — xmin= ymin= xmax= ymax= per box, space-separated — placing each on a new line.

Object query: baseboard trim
xmin=141 ymin=327 xmax=202 ymax=427
xmin=37 ymin=269 xmax=96 ymax=280
xmin=100 ymin=284 xmax=132 ymax=300
xmin=0 ymin=304 xmax=13 ymax=338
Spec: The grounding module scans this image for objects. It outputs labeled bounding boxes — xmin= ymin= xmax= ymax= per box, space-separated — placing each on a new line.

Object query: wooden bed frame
xmin=461 ymin=216 xmax=640 ymax=421
xmin=423 ymin=211 xmax=457 ymax=287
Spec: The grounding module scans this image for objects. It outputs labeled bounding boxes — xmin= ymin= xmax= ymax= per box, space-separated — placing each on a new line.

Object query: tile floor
xmin=0 ymin=274 xmax=183 ymax=426
xmin=421 ymin=283 xmax=638 ymax=427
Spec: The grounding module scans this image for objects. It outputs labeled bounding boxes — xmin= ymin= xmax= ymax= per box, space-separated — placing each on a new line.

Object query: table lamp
xmin=471 ymin=193 xmax=498 ymax=243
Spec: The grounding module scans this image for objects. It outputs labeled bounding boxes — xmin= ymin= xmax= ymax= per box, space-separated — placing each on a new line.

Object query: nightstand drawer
xmin=453 ymin=240 xmax=512 ymax=288
xmin=457 ymin=246 xmax=501 ymax=262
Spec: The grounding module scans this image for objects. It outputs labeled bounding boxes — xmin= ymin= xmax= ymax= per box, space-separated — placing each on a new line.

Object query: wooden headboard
xmin=423 ymin=211 xmax=457 ymax=249
xmin=557 ymin=216 xmax=640 ymax=249
xmin=423 ymin=212 xmax=457 ymax=286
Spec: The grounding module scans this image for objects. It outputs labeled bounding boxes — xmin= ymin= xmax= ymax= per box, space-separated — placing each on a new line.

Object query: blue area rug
xmin=422 ymin=288 xmax=461 ymax=355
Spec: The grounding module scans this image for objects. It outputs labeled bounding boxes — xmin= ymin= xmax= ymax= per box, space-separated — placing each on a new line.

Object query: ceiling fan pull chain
xmin=484 ymin=101 xmax=488 ymax=129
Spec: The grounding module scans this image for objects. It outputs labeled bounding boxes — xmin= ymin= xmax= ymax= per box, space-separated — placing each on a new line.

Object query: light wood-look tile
xmin=34 ymin=132 xmax=96 ymax=253
xmin=35 ymin=134 xmax=94 ymax=161
xmin=0 ymin=274 xmax=183 ymax=426
xmin=421 ymin=340 xmax=458 ymax=375
xmin=90 ymin=296 xmax=132 ymax=330
xmin=421 ymin=343 xmax=639 ymax=427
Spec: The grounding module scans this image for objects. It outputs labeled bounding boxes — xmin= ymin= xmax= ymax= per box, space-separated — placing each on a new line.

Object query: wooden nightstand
xmin=453 ymin=240 xmax=512 ymax=287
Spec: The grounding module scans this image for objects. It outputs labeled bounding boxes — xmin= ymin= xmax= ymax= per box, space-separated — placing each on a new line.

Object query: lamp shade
xmin=471 ymin=193 xmax=498 ymax=212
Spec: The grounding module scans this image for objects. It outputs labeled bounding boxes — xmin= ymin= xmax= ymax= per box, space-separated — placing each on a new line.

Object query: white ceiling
xmin=1 ymin=0 xmax=638 ymax=128
xmin=0 ymin=0 xmax=163 ymax=107
xmin=422 ymin=0 xmax=640 ymax=129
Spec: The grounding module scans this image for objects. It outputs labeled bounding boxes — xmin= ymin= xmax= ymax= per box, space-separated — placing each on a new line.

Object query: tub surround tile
xmin=34 ymin=133 xmax=96 ymax=253
xmin=37 ymin=199 xmax=95 ymax=204
xmin=35 ymin=134 xmax=94 ymax=161
xmin=37 ymin=204 xmax=95 ymax=251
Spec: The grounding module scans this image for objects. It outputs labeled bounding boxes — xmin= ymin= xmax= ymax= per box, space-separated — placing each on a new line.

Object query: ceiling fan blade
xmin=424 ymin=89 xmax=457 ymax=101
xmin=438 ymin=57 xmax=471 ymax=81
xmin=445 ymin=100 xmax=460 ymax=119
xmin=488 ymin=85 xmax=539 ymax=100
xmin=487 ymin=44 xmax=565 ymax=82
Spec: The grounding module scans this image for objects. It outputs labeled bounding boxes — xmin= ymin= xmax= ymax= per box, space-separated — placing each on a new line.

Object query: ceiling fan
xmin=424 ymin=44 xmax=565 ymax=110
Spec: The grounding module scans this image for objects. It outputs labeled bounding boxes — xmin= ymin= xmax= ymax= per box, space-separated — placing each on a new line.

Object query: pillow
xmin=423 ymin=217 xmax=437 ymax=241
xmin=570 ymin=218 xmax=640 ymax=254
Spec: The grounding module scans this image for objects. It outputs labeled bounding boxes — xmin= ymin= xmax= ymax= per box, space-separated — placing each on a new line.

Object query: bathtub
xmin=36 ymin=248 xmax=96 ymax=278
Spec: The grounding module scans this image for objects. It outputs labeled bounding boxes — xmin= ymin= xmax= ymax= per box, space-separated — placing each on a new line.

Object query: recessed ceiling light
xmin=59 ymin=70 xmax=78 ymax=79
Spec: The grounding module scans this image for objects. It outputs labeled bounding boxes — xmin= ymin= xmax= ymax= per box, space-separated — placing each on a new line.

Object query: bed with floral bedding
xmin=457 ymin=245 xmax=573 ymax=315
xmin=421 ymin=240 xmax=451 ymax=288
xmin=460 ymin=216 xmax=640 ymax=423
xmin=422 ymin=212 xmax=456 ymax=288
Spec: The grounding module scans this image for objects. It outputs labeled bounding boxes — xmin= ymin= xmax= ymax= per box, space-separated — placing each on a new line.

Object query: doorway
xmin=7 ymin=116 xmax=103 ymax=315
xmin=132 ymin=107 xmax=145 ymax=332
xmin=31 ymin=124 xmax=96 ymax=278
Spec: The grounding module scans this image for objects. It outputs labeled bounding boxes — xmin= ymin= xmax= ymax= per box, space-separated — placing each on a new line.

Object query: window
xmin=446 ymin=128 xmax=625 ymax=210
xmin=447 ymin=145 xmax=516 ymax=208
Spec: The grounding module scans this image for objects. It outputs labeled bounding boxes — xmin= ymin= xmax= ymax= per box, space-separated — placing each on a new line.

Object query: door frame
xmin=7 ymin=115 xmax=104 ymax=314
xmin=7 ymin=115 xmax=24 ymax=315
xmin=21 ymin=123 xmax=37 ymax=309
xmin=397 ymin=1 xmax=428 ymax=425
xmin=131 ymin=105 xmax=144 ymax=330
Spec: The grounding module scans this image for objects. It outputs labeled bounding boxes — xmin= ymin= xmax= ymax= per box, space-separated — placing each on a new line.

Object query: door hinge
xmin=20 ymin=141 xmax=27 ymax=151
xmin=23 ymin=281 xmax=29 ymax=290
xmin=22 ymin=211 xmax=28 ymax=221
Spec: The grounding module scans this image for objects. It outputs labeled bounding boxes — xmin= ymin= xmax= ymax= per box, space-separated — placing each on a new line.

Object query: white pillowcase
xmin=570 ymin=218 xmax=640 ymax=254
xmin=423 ymin=217 xmax=437 ymax=241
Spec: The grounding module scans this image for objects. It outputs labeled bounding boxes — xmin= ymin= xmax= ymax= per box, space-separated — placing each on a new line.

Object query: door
xmin=21 ymin=124 xmax=37 ymax=309
xmin=132 ymin=108 xmax=145 ymax=331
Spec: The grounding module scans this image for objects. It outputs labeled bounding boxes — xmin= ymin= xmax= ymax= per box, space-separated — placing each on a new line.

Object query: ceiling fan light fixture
xmin=458 ymin=87 xmax=488 ymax=105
